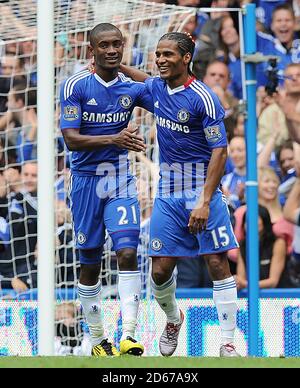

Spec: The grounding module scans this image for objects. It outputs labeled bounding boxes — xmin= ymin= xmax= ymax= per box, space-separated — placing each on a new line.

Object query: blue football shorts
xmin=149 ymin=189 xmax=239 ymax=257
xmin=69 ymin=174 xmax=140 ymax=262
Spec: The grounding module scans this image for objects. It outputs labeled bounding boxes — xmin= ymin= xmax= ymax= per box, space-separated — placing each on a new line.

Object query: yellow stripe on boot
xmin=92 ymin=339 xmax=120 ymax=357
xmin=120 ymin=336 xmax=144 ymax=356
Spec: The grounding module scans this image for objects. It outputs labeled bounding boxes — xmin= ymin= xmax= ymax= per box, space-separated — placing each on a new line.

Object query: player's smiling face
xmin=91 ymin=30 xmax=124 ymax=70
xmin=155 ymin=40 xmax=190 ymax=82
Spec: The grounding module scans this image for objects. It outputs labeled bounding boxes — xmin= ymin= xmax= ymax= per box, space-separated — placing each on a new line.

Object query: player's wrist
xmin=110 ymin=134 xmax=120 ymax=146
xmin=202 ymin=192 xmax=212 ymax=206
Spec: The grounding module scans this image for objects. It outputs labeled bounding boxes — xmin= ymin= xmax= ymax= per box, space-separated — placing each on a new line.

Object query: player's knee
xmin=80 ymin=263 xmax=101 ymax=285
xmin=151 ymin=269 xmax=171 ymax=286
xmin=206 ymin=254 xmax=230 ymax=280
xmin=117 ymin=248 xmax=138 ymax=271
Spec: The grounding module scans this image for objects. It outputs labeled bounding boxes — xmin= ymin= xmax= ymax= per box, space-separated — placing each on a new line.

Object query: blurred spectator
xmin=3 ymin=166 xmax=22 ymax=194
xmin=278 ymin=63 xmax=300 ymax=144
xmin=177 ymin=0 xmax=200 ymax=5
xmin=277 ymin=141 xmax=297 ymax=203
xmin=232 ymin=112 xmax=245 ymax=138
xmin=0 ymin=80 xmax=37 ymax=162
xmin=277 ymin=141 xmax=296 ymax=180
xmin=20 ymin=39 xmax=37 ymax=86
xmin=235 ymin=205 xmax=290 ymax=289
xmin=257 ymin=4 xmax=300 ymax=88
xmin=256 ymin=0 xmax=287 ymax=31
xmin=203 ymin=60 xmax=239 ymax=137
xmin=56 ymin=30 xmax=90 ymax=81
xmin=257 ymin=119 xmax=285 ymax=176
xmin=233 ymin=167 xmax=295 ymax=256
xmin=193 ymin=1 xmax=230 ymax=80
xmin=0 ymin=54 xmax=25 ymax=113
xmin=257 ymin=88 xmax=289 ymax=148
xmin=55 ymin=302 xmax=90 ymax=355
xmin=0 ymin=3 xmax=34 ymax=40
xmin=0 ymin=163 xmax=11 ymax=270
xmin=6 ymin=162 xmax=38 ymax=291
xmin=283 ymin=170 xmax=300 ymax=286
xmin=217 ymin=15 xmax=242 ymax=99
xmin=222 ymin=136 xmax=246 ymax=209
xmin=56 ymin=200 xmax=79 ymax=287
xmin=0 ymin=136 xmax=18 ymax=171
xmin=176 ymin=256 xmax=213 ymax=288
xmin=288 ymin=0 xmax=300 ymax=31
xmin=178 ymin=14 xmax=198 ymax=39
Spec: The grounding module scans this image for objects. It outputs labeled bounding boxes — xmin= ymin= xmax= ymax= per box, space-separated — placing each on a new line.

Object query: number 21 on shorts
xmin=117 ymin=205 xmax=138 ymax=225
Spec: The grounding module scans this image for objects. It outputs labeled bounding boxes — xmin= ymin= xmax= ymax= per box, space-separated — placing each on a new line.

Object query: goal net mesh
xmin=0 ymin=0 xmax=200 ymax=355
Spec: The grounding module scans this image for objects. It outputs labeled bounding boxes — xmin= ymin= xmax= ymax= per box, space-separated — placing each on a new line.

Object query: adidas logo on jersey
xmin=154 ymin=101 xmax=159 ymax=108
xmin=87 ymin=98 xmax=98 ymax=106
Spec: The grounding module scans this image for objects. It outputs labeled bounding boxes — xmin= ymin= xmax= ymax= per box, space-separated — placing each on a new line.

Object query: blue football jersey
xmin=60 ymin=70 xmax=154 ymax=175
xmin=145 ymin=76 xmax=227 ymax=194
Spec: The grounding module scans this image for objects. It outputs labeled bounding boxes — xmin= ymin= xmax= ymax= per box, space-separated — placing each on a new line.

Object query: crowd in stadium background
xmin=0 ymin=0 xmax=299 ymax=302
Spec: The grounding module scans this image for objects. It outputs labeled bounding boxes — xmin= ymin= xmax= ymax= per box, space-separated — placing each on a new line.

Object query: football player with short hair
xmin=121 ymin=32 xmax=240 ymax=357
xmin=60 ymin=23 xmax=153 ymax=357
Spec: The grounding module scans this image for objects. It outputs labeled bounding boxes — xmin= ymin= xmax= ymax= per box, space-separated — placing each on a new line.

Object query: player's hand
xmin=114 ymin=126 xmax=146 ymax=152
xmin=188 ymin=204 xmax=210 ymax=235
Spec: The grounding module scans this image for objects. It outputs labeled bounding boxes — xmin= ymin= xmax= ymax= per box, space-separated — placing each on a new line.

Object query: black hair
xmin=240 ymin=205 xmax=276 ymax=271
xmin=242 ymin=205 xmax=275 ymax=244
xmin=90 ymin=23 xmax=122 ymax=47
xmin=158 ymin=32 xmax=195 ymax=75
xmin=272 ymin=3 xmax=295 ymax=21
xmin=276 ymin=140 xmax=294 ymax=165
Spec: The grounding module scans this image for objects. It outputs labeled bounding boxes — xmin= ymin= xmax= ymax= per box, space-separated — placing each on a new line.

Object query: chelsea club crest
xmin=151 ymin=238 xmax=163 ymax=251
xmin=77 ymin=232 xmax=86 ymax=245
xmin=177 ymin=108 xmax=190 ymax=123
xmin=119 ymin=95 xmax=133 ymax=109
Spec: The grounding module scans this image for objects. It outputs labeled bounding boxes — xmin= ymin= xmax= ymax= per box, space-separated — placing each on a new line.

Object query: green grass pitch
xmin=0 ymin=356 xmax=300 ymax=368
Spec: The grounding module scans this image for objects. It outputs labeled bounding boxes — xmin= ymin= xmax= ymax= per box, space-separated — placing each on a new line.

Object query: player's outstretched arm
xmin=119 ymin=64 xmax=150 ymax=82
xmin=188 ymin=147 xmax=227 ymax=234
xmin=62 ymin=126 xmax=146 ymax=152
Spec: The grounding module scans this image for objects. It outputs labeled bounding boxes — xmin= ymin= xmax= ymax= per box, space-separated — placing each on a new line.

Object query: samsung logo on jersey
xmin=155 ymin=115 xmax=190 ymax=133
xmin=82 ymin=111 xmax=131 ymax=123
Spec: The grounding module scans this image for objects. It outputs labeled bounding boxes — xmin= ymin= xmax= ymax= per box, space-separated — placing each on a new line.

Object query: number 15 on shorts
xmin=211 ymin=226 xmax=230 ymax=249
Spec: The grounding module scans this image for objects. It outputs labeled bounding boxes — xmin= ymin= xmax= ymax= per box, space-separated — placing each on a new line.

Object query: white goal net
xmin=0 ymin=0 xmax=199 ymax=355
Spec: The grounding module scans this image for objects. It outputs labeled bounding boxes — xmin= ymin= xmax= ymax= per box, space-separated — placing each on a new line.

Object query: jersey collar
xmin=166 ymin=76 xmax=196 ymax=95
xmin=94 ymin=73 xmax=119 ymax=87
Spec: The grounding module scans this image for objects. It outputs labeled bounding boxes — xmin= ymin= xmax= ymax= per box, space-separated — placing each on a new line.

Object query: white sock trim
xmin=213 ymin=277 xmax=236 ymax=291
xmin=78 ymin=280 xmax=101 ymax=298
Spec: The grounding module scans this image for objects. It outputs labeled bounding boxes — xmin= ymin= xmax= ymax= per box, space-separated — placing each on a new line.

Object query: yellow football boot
xmin=91 ymin=339 xmax=120 ymax=357
xmin=120 ymin=336 xmax=144 ymax=356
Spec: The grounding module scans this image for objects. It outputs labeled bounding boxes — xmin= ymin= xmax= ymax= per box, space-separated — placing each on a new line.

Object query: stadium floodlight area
xmin=0 ymin=0 xmax=279 ymax=357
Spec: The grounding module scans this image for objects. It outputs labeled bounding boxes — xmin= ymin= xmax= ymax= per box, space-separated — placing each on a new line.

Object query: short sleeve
xmin=201 ymin=91 xmax=227 ymax=149
xmin=144 ymin=77 xmax=154 ymax=95
xmin=136 ymin=80 xmax=154 ymax=113
xmin=60 ymin=80 xmax=82 ymax=130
